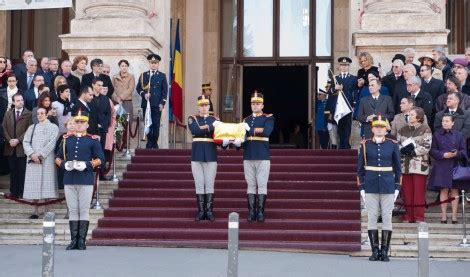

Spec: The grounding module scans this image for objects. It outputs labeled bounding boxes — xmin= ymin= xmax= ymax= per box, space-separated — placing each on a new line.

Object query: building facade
xmin=0 ymin=0 xmax=468 ymax=148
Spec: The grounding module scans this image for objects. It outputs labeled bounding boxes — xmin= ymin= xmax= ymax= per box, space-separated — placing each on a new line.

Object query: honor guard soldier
xmin=55 ymin=110 xmax=105 ymax=250
xmin=201 ymin=82 xmax=214 ymax=116
xmin=357 ymin=115 xmax=401 ymax=262
xmin=136 ymin=54 xmax=168 ymax=149
xmin=188 ymin=95 xmax=228 ymax=221
xmin=242 ymin=91 xmax=274 ymax=222
xmin=326 ymin=57 xmax=357 ymax=149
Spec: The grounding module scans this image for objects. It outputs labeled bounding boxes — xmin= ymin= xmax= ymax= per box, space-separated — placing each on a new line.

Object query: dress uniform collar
xmin=372 ymin=136 xmax=385 ymax=144
xmin=252 ymin=112 xmax=263 ymax=117
xmin=76 ymin=132 xmax=87 ymax=137
xmin=198 ymin=113 xmax=209 ymax=118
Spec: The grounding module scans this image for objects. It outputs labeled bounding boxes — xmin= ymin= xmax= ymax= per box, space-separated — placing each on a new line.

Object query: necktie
xmin=411 ymin=94 xmax=416 ymax=100
xmin=27 ymin=75 xmax=33 ymax=88
xmin=151 ymin=71 xmax=155 ymax=77
xmin=405 ymin=114 xmax=409 ymax=123
xmin=450 ymin=111 xmax=455 ymax=115
xmin=16 ymin=111 xmax=20 ymax=122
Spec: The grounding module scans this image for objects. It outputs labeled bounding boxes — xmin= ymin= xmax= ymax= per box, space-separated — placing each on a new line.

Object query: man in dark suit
xmin=383 ymin=59 xmax=406 ymax=103
xmin=58 ymin=60 xmax=80 ymax=103
xmin=419 ymin=65 xmax=445 ymax=101
xmin=326 ymin=57 xmax=357 ymax=149
xmin=357 ymin=79 xmax=395 ymax=138
xmin=37 ymin=57 xmax=50 ymax=76
xmin=434 ymin=92 xmax=470 ymax=139
xmin=90 ymin=79 xmax=111 ymax=148
xmin=72 ymin=86 xmax=99 ymax=136
xmin=44 ymin=57 xmax=60 ymax=88
xmin=12 ymin=50 xmax=34 ymax=77
xmin=17 ymin=58 xmax=40 ymax=92
xmin=407 ymin=76 xmax=433 ymax=123
xmin=2 ymin=93 xmax=32 ymax=198
xmin=23 ymin=74 xmax=45 ymax=111
xmin=391 ymin=64 xmax=416 ymax=113
xmin=136 ymin=54 xmax=168 ymax=149
xmin=81 ymin=58 xmax=114 ymax=98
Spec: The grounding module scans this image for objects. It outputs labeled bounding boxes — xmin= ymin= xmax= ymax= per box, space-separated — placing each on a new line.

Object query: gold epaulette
xmin=210 ymin=115 xmax=220 ymax=121
xmin=87 ymin=134 xmax=100 ymax=140
xmin=263 ymin=113 xmax=273 ymax=117
xmin=386 ymin=138 xmax=398 ymax=144
xmin=62 ymin=134 xmax=70 ymax=139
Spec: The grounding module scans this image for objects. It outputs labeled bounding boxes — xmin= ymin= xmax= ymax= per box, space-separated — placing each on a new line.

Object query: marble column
xmin=0 ymin=11 xmax=8 ymax=56
xmin=60 ymin=0 xmax=171 ymax=148
xmin=352 ymin=0 xmax=449 ymax=72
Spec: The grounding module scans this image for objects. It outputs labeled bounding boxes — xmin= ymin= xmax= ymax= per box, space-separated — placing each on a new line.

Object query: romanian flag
xmin=171 ymin=19 xmax=183 ymax=122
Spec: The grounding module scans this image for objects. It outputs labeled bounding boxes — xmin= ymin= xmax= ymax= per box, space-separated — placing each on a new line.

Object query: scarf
xmin=57 ymin=96 xmax=73 ymax=116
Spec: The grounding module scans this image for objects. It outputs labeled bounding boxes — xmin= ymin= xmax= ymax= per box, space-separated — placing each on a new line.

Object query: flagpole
xmin=169 ymin=18 xmax=173 ymax=121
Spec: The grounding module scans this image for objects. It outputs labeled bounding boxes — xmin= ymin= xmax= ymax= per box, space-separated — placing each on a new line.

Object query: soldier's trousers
xmin=365 ymin=193 xmax=395 ymax=231
xmin=243 ymin=160 xmax=270 ymax=195
xmin=191 ymin=161 xmax=217 ymax=194
xmin=64 ymin=185 xmax=94 ymax=221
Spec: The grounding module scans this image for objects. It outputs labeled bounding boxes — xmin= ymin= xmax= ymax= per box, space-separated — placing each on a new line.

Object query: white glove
xmin=360 ymin=190 xmax=366 ymax=201
xmin=74 ymin=161 xmax=87 ymax=172
xmin=222 ymin=139 xmax=229 ymax=147
xmin=394 ymin=190 xmax=400 ymax=201
xmin=243 ymin=122 xmax=250 ymax=131
xmin=64 ymin=161 xmax=74 ymax=171
xmin=213 ymin=121 xmax=221 ymax=128
xmin=233 ymin=138 xmax=242 ymax=148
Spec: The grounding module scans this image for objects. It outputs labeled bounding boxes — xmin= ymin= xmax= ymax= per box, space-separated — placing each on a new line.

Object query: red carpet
xmin=91 ymin=149 xmax=361 ymax=252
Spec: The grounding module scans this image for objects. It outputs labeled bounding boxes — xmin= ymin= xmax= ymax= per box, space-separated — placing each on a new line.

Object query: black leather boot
xmin=257 ymin=194 xmax=267 ymax=222
xmin=195 ymin=194 xmax=206 ymax=221
xmin=205 ymin=194 xmax=215 ymax=221
xmin=247 ymin=194 xmax=257 ymax=222
xmin=368 ymin=230 xmax=380 ymax=261
xmin=66 ymin=221 xmax=79 ymax=250
xmin=77 ymin=220 xmax=89 ymax=250
xmin=380 ymin=230 xmax=392 ymax=262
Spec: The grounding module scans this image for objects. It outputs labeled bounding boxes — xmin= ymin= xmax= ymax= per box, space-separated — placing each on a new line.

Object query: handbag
xmin=452 ymin=158 xmax=470 ymax=181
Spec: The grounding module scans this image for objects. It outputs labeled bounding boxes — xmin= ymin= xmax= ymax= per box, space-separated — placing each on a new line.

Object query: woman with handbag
xmin=428 ymin=114 xmax=468 ymax=224
xmin=397 ymin=107 xmax=432 ymax=223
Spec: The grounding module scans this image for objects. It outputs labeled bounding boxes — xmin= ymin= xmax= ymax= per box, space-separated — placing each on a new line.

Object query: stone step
xmin=353 ymin=245 xmax=470 ymax=259
xmin=0 ymin=208 xmax=103 ymax=219
xmin=360 ymin=222 xmax=465 ymax=234
xmin=0 ymin=218 xmax=98 ymax=228
xmin=359 ymin=233 xmax=465 ymax=246
xmin=0 ymin=228 xmax=94 ymax=242
xmin=361 ymin=211 xmax=470 ymax=222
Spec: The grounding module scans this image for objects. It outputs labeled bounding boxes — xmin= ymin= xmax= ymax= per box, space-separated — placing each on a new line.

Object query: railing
xmin=169 ymin=118 xmax=187 ymax=149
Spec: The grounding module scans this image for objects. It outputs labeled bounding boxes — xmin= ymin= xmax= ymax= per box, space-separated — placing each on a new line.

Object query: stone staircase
xmin=352 ymin=191 xmax=470 ymax=259
xmin=0 ymin=153 xmax=131 ymax=246
xmin=1 ymin=148 xmax=469 ymax=260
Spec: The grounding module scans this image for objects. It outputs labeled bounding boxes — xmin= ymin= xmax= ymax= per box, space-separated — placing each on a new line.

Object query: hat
xmin=338 ymin=57 xmax=352 ymax=64
xmin=197 ymin=95 xmax=210 ymax=106
xmin=147 ymin=54 xmax=161 ymax=62
xmin=418 ymin=54 xmax=435 ymax=64
xmin=392 ymin=54 xmax=406 ymax=63
xmin=202 ymin=82 xmax=212 ymax=90
xmin=371 ymin=114 xmax=389 ymax=128
xmin=74 ymin=109 xmax=89 ymax=122
xmin=452 ymin=58 xmax=468 ymax=67
xmin=250 ymin=90 xmax=264 ymax=103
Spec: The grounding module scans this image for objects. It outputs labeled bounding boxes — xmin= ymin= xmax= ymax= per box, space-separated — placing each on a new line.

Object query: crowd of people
xmin=317 ymin=48 xmax=470 ymax=261
xmin=0 ymin=50 xmax=172 ymax=250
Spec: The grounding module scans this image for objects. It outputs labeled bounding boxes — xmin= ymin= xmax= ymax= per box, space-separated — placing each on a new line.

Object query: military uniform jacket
xmin=55 ymin=134 xmax=105 ymax=185
xmin=188 ymin=115 xmax=218 ymax=162
xmin=357 ymin=138 xmax=401 ymax=194
xmin=242 ymin=114 xmax=275 ymax=160
xmin=326 ymin=73 xmax=357 ymax=115
xmin=136 ymin=70 xmax=168 ymax=109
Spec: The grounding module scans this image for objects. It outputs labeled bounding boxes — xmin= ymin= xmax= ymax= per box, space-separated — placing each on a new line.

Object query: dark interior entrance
xmin=243 ymin=66 xmax=309 ymax=147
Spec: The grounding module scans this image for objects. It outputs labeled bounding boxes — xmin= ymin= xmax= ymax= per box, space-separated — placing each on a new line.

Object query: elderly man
xmin=432 ymin=47 xmax=454 ymax=68
xmin=17 ymin=58 xmax=39 ymax=91
xmin=420 ymin=64 xmax=445 ymax=101
xmin=59 ymin=60 xmax=81 ymax=100
xmin=13 ymin=49 xmax=34 ymax=76
xmin=435 ymin=56 xmax=452 ymax=81
xmin=357 ymin=79 xmax=395 ymax=138
xmin=406 ymin=76 xmax=433 ymax=123
xmin=392 ymin=64 xmax=416 ymax=112
xmin=454 ymin=67 xmax=470 ymax=96
xmin=403 ymin=48 xmax=420 ymax=73
xmin=38 ymin=57 xmax=49 ymax=75
xmin=391 ymin=96 xmax=429 ymax=138
xmin=383 ymin=59 xmax=406 ymax=101
xmin=434 ymin=92 xmax=470 ymax=139
xmin=435 ymin=76 xmax=470 ymax=112
xmin=23 ymin=75 xmax=45 ymax=111
xmin=45 ymin=57 xmax=60 ymax=88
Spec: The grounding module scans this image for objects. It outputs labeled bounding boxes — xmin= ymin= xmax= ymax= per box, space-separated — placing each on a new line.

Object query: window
xmin=279 ymin=0 xmax=310 ymax=57
xmin=315 ymin=0 xmax=332 ymax=56
xmin=243 ymin=0 xmax=273 ymax=57
xmin=222 ymin=0 xmax=238 ymax=57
